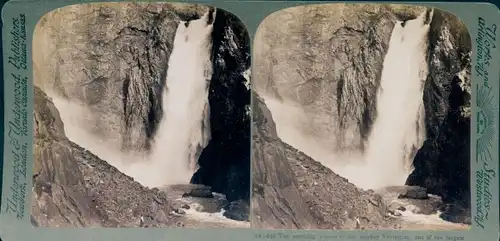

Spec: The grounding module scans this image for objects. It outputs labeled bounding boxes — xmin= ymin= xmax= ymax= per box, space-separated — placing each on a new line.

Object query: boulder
xmin=182 ymin=186 xmax=214 ymax=198
xmin=397 ymin=186 xmax=429 ymax=200
xmin=223 ymin=200 xmax=250 ymax=221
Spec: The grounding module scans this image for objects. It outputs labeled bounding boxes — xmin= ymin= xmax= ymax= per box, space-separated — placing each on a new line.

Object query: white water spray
xmin=262 ymin=10 xmax=432 ymax=191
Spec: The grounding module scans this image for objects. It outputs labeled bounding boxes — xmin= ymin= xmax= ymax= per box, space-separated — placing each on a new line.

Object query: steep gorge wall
xmin=254 ymin=4 xmax=471 ymax=207
xmin=34 ymin=3 xmax=193 ymax=153
xmin=33 ymin=3 xmax=250 ymax=202
xmin=251 ymin=93 xmax=317 ymax=229
xmin=407 ymin=9 xmax=471 ymax=208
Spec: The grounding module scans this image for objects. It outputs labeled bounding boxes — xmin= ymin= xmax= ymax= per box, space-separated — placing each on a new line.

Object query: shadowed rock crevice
xmin=190 ymin=9 xmax=251 ymax=203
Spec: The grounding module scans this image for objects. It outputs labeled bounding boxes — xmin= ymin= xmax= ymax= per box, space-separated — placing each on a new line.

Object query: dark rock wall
xmin=406 ymin=9 xmax=472 ymax=208
xmin=191 ymin=9 xmax=251 ymax=202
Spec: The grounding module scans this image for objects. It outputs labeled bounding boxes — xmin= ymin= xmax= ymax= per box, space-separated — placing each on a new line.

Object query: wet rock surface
xmin=182 ymin=185 xmax=215 ymax=199
xmin=397 ymin=186 xmax=429 ymax=200
xmin=223 ymin=200 xmax=250 ymax=221
xmin=379 ymin=186 xmax=444 ymax=216
xmin=439 ymin=203 xmax=471 ymax=224
xmin=163 ymin=184 xmax=227 ymax=213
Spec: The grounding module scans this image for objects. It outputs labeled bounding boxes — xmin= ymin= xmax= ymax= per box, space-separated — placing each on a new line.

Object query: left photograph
xmin=32 ymin=3 xmax=251 ymax=228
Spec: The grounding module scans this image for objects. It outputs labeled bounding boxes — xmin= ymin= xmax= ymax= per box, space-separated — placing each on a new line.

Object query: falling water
xmin=50 ymin=10 xmax=215 ymax=188
xmin=41 ymin=9 xmax=250 ymax=226
xmin=147 ymin=10 xmax=215 ymax=186
xmin=360 ymin=10 xmax=432 ymax=190
xmin=262 ymin=10 xmax=433 ymax=191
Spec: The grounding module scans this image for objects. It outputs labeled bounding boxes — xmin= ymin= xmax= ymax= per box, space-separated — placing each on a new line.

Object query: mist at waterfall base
xmin=49 ymin=11 xmax=247 ymax=226
xmin=262 ymin=10 xmax=466 ymax=227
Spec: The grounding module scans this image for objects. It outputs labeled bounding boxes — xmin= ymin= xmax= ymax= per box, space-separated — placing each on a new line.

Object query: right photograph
xmin=251 ymin=4 xmax=471 ymax=230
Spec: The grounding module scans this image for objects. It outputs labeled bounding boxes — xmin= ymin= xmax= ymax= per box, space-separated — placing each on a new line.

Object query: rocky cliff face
xmin=33 ymin=3 xmax=250 ymax=203
xmin=190 ymin=9 xmax=251 ymax=203
xmin=254 ymin=3 xmax=471 ymax=214
xmin=34 ymin=3 xmax=197 ymax=153
xmin=252 ymin=93 xmax=393 ymax=230
xmin=254 ymin=4 xmax=426 ymax=153
xmin=33 ymin=86 xmax=177 ymax=227
xmin=406 ymin=9 xmax=471 ymax=212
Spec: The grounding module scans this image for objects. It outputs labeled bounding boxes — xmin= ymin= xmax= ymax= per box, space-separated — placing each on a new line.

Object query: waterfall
xmin=361 ymin=10 xmax=432 ymax=190
xmin=50 ymin=10 xmax=215 ymax=188
xmin=261 ymin=10 xmax=433 ymax=191
xmin=147 ymin=10 xmax=215 ymax=186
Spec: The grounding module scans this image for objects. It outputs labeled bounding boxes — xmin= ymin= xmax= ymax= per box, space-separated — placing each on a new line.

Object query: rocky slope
xmin=33 ymin=86 xmax=177 ymax=227
xmin=253 ymin=3 xmax=471 ymax=221
xmin=252 ymin=93 xmax=394 ymax=230
xmin=251 ymin=93 xmax=317 ymax=229
xmin=33 ymin=2 xmax=250 ymax=205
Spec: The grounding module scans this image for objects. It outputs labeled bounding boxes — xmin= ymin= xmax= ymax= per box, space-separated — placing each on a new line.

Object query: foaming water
xmin=182 ymin=203 xmax=250 ymax=228
xmin=398 ymin=209 xmax=469 ymax=230
xmin=262 ymin=10 xmax=433 ymax=190
xmin=49 ymin=10 xmax=215 ymax=188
